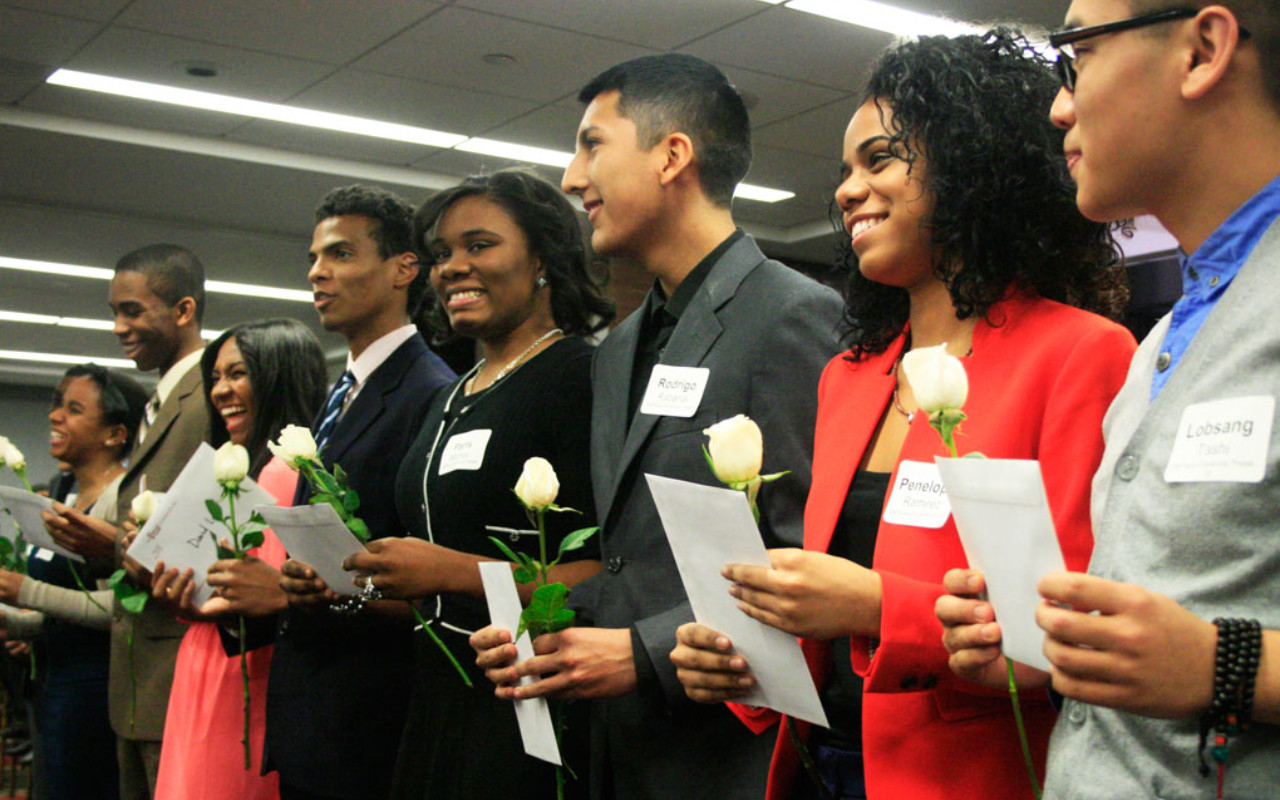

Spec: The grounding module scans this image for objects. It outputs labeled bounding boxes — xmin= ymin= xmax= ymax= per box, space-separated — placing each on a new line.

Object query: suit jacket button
xmin=899 ymin=675 xmax=919 ymax=690
xmin=606 ymin=557 xmax=624 ymax=573
xmin=1115 ymin=454 xmax=1140 ymax=481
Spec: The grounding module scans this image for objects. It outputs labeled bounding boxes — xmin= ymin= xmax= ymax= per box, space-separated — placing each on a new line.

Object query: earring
xmin=535 ymin=275 xmax=549 ymax=289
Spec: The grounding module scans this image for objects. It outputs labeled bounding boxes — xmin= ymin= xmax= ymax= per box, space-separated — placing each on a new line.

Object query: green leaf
xmin=347 ymin=516 xmax=369 ymax=542
xmin=556 ymin=526 xmax=599 ymax=559
xmin=522 ymin=582 xmax=570 ymax=639
xmin=547 ymin=607 xmax=575 ymax=634
xmin=205 ymin=499 xmax=224 ymax=521
xmin=544 ymin=503 xmax=581 ymax=515
xmin=512 ymin=565 xmax=535 ymax=583
xmin=963 ymin=451 xmax=988 ymax=459
xmin=488 ymin=536 xmax=523 ymax=564
xmin=247 ymin=512 xmax=265 ymax=526
xmin=332 ymin=462 xmax=348 ymax=486
xmin=216 ymin=544 xmax=235 ymax=560
xmin=758 ymin=470 xmax=791 ymax=484
xmin=308 ymin=492 xmax=334 ymax=506
xmin=343 ymin=487 xmax=360 ymax=513
xmin=108 ymin=568 xmax=127 ymax=589
xmin=241 ymin=530 xmax=264 ymax=550
xmin=313 ymin=468 xmax=339 ymax=496
xmin=121 ymin=592 xmax=148 ymax=614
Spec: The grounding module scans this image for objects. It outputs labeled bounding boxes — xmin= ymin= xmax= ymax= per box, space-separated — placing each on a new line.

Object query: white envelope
xmin=934 ymin=457 xmax=1065 ymax=671
xmin=126 ymin=443 xmax=276 ymax=606
xmin=0 ymin=486 xmax=83 ymax=563
xmin=253 ymin=503 xmax=367 ymax=597
xmin=646 ymin=474 xmax=829 ymax=728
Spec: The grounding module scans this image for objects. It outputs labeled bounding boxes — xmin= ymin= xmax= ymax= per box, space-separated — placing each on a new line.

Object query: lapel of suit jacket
xmin=592 ymin=309 xmax=643 ymax=526
xmin=804 ymin=338 xmax=902 ymax=553
xmin=123 ymin=364 xmax=202 ymax=489
xmin=322 ymin=335 xmax=423 ymax=470
xmin=604 ymin=236 xmax=763 ymax=515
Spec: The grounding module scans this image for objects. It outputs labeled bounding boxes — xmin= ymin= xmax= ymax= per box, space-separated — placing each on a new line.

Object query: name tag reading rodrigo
xmin=1165 ymin=396 xmax=1274 ymax=483
xmin=439 ymin=429 xmax=493 ymax=475
xmin=881 ymin=460 xmax=952 ymax=528
xmin=640 ymin=365 xmax=710 ymax=418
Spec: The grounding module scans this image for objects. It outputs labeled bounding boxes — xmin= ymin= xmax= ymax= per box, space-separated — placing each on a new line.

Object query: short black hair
xmin=414 ymin=170 xmax=616 ymax=340
xmin=578 ymin=53 xmax=752 ymax=207
xmin=839 ymin=29 xmax=1130 ymax=358
xmin=202 ymin=318 xmax=328 ymax=479
xmin=315 ymin=184 xmax=426 ymax=316
xmin=114 ymin=244 xmax=207 ymax=325
xmin=1129 ymin=0 xmax=1280 ymax=108
xmin=59 ymin=363 xmax=149 ymax=456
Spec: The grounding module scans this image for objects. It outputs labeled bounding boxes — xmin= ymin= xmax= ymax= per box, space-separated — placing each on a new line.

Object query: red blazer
xmin=734 ymin=294 xmax=1136 ymax=800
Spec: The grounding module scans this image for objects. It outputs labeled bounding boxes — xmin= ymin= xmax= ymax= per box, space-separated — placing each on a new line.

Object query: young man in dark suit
xmin=47 ymin=243 xmax=212 ymax=799
xmin=269 ymin=185 xmax=454 ymax=800
xmin=474 ymin=54 xmax=844 ymax=799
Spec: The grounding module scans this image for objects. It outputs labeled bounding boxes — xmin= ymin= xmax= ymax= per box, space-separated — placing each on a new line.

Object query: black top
xmin=812 ymin=468 xmax=889 ymax=752
xmin=394 ymin=336 xmax=601 ymax=635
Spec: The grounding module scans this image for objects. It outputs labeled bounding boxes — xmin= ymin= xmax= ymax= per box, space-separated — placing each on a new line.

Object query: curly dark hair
xmin=837 ymin=28 xmax=1130 ymax=359
xmin=413 ymin=169 xmax=615 ymax=340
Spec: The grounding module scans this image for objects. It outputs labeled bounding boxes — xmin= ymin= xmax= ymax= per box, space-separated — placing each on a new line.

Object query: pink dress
xmin=154 ymin=457 xmax=296 ymax=800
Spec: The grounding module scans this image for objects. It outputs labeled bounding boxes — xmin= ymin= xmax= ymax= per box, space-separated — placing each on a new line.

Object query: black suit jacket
xmin=263 ymin=334 xmax=453 ymax=799
xmin=575 ymin=236 xmax=844 ymax=800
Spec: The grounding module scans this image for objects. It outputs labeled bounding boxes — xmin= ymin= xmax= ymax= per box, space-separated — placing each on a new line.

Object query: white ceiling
xmin=0 ymin=0 xmax=1116 ymax=389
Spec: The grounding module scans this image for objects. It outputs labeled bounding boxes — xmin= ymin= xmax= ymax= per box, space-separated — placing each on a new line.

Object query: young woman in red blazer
xmin=671 ymin=30 xmax=1137 ymax=800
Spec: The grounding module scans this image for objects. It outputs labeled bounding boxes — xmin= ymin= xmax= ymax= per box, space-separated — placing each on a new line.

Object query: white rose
xmin=703 ymin=414 xmax=763 ymax=485
xmin=267 ymin=424 xmax=319 ymax=468
xmin=213 ymin=441 xmax=251 ymax=487
xmin=0 ymin=437 xmax=10 ymax=467
xmin=131 ymin=490 xmax=157 ymax=524
xmin=515 ymin=457 xmax=560 ymax=510
xmin=901 ymin=343 xmax=968 ymax=415
xmin=2 ymin=442 xmax=24 ymax=472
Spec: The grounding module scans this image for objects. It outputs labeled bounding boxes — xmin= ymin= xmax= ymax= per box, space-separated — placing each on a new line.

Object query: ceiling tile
xmin=453 ymin=0 xmax=766 ymax=50
xmin=725 ymin=67 xmax=847 ymax=127
xmin=1 ymin=0 xmax=130 ymax=23
xmin=115 ymin=0 xmax=444 ymax=66
xmin=354 ymin=6 xmax=654 ymax=103
xmin=410 ymin=148 xmax=565 ymax=186
xmin=679 ymin=6 xmax=890 ymax=91
xmin=0 ymin=5 xmax=103 ymax=66
xmin=227 ymin=120 xmax=443 ymax=168
xmin=754 ymin=98 xmax=858 ymax=158
xmin=21 ymin=84 xmax=248 ymax=137
xmin=474 ymin=103 xmax=584 ymax=152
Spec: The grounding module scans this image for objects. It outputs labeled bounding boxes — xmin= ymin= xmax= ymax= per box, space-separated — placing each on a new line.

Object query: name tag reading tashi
xmin=881 ymin=460 xmax=952 ymax=528
xmin=1165 ymin=396 xmax=1274 ymax=483
xmin=439 ymin=429 xmax=493 ymax=475
xmin=640 ymin=365 xmax=710 ymax=418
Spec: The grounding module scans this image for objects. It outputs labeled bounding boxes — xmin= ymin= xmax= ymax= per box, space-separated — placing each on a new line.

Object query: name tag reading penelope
xmin=640 ymin=365 xmax=710 ymax=418
xmin=439 ymin=429 xmax=493 ymax=475
xmin=1164 ymin=396 xmax=1274 ymax=483
xmin=881 ymin=460 xmax=952 ymax=528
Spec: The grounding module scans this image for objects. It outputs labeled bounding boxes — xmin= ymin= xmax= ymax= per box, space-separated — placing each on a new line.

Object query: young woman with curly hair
xmin=672 ymin=29 xmax=1137 ymax=800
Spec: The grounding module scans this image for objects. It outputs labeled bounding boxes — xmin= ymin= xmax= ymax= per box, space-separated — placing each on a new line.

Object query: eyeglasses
xmin=1049 ymin=7 xmax=1250 ymax=92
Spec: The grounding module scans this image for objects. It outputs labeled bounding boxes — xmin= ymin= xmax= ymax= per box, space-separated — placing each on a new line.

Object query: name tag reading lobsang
xmin=1164 ymin=396 xmax=1274 ymax=483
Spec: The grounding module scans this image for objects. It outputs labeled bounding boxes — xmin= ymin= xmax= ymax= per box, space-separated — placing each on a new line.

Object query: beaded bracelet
xmin=1197 ymin=618 xmax=1262 ymax=798
xmin=329 ymin=580 xmax=383 ymax=617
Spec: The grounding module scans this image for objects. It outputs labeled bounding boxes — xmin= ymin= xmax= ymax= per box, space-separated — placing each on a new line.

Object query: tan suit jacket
xmin=110 ymin=363 xmax=211 ymax=741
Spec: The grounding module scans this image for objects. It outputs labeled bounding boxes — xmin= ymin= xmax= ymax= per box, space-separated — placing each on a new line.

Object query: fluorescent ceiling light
xmin=735 ymin=184 xmax=795 ymax=203
xmin=783 ymin=0 xmax=981 ymax=37
xmin=42 ymin=70 xmax=795 ymax=203
xmin=0 ymin=256 xmax=312 ymax=303
xmin=47 ymin=69 xmax=467 ymax=149
xmin=0 ymin=349 xmax=135 ymax=370
xmin=54 ymin=317 xmax=113 ymax=331
xmin=0 ymin=310 xmax=59 ymax=325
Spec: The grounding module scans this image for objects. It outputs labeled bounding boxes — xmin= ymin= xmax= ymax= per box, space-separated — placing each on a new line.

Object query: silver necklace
xmin=468 ymin=328 xmax=563 ymax=392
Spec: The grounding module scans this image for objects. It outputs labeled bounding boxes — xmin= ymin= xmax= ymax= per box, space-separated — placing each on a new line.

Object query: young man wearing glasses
xmin=938 ymin=2 xmax=1280 ymax=798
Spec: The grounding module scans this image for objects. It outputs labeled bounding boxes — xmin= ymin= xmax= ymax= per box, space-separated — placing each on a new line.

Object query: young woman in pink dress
xmin=150 ymin=318 xmax=327 ymax=800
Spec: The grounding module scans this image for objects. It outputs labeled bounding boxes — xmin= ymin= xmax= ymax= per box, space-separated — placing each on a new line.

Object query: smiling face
xmin=562 ymin=89 xmax=666 ymax=259
xmin=209 ymin=337 xmax=255 ymax=446
xmin=428 ymin=195 xmax=548 ymax=345
xmin=108 ymin=270 xmax=183 ymax=373
xmin=49 ymin=375 xmax=120 ymax=467
xmin=1051 ymin=0 xmax=1184 ymax=222
xmin=307 ymin=214 xmax=417 ymax=349
xmin=834 ymin=100 xmax=938 ymax=292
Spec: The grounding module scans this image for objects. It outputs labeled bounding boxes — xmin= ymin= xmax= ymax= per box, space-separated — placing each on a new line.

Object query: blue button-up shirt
xmin=1151 ymin=174 xmax=1280 ymax=399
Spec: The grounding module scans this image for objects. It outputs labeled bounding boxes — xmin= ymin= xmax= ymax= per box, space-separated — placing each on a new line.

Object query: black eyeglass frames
xmin=1048 ymin=7 xmax=1250 ymax=92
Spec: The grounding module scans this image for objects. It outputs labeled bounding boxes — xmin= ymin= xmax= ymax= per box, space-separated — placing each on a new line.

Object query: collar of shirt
xmin=648 ymin=228 xmax=744 ymax=325
xmin=153 ymin=348 xmax=204 ymax=407
xmin=1152 ymin=172 xmax=1280 ymax=400
xmin=343 ymin=324 xmax=419 ymax=406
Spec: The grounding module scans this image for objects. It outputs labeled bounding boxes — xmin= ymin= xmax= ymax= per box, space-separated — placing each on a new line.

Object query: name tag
xmin=640 ymin=365 xmax=710 ymax=418
xmin=1164 ymin=396 xmax=1274 ymax=483
xmin=31 ymin=547 xmax=54 ymax=562
xmin=439 ymin=429 xmax=493 ymax=475
xmin=882 ymin=460 xmax=952 ymax=529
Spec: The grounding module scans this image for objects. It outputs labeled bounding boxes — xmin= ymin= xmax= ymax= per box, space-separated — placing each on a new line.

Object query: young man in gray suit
xmin=474 ymin=54 xmax=843 ymax=799
xmin=47 ymin=244 xmax=211 ymax=799
xmin=938 ymin=2 xmax=1280 ymax=797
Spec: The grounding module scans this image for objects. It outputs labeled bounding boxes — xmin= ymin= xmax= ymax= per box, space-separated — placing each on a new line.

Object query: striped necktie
xmin=314 ymin=370 xmax=355 ymax=454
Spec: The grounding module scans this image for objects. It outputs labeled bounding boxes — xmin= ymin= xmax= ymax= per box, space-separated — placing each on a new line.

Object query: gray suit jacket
xmin=576 ymin=235 xmax=843 ymax=800
xmin=1045 ymin=218 xmax=1280 ymax=798
xmin=110 ymin=362 xmax=212 ymax=741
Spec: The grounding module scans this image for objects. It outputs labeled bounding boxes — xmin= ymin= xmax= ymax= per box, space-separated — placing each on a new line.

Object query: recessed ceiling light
xmin=0 ymin=256 xmax=313 ymax=302
xmin=482 ymin=53 xmax=518 ymax=66
xmin=43 ymin=69 xmax=795 ymax=203
xmin=178 ymin=60 xmax=220 ymax=79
